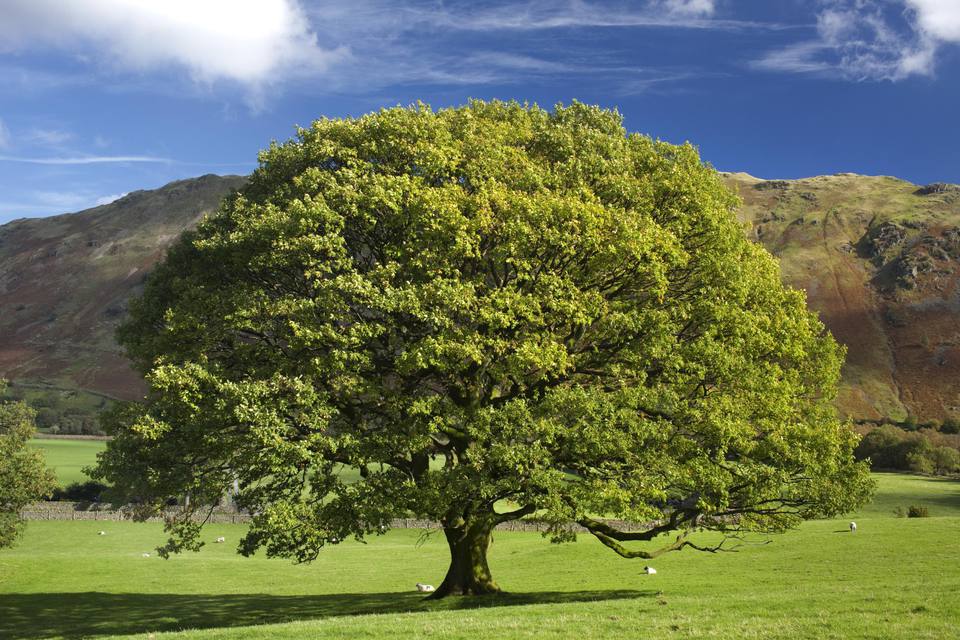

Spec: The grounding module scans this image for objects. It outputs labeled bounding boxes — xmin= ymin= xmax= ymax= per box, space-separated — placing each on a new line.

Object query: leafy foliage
xmin=0 ymin=382 xmax=57 ymax=549
xmin=96 ymin=101 xmax=872 ymax=594
xmin=50 ymin=480 xmax=110 ymax=503
xmin=855 ymin=424 xmax=960 ymax=475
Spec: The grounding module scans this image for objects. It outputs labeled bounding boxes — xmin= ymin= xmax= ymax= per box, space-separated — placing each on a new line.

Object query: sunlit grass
xmin=27 ymin=438 xmax=107 ymax=486
xmin=1 ymin=473 xmax=958 ymax=639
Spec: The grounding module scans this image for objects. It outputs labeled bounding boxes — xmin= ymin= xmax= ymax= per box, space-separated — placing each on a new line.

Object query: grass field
xmin=0 ymin=473 xmax=958 ymax=639
xmin=27 ymin=439 xmax=107 ymax=486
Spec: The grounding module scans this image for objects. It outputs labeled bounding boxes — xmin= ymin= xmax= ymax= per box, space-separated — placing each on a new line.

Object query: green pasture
xmin=27 ymin=439 xmax=107 ymax=486
xmin=1 ymin=472 xmax=958 ymax=639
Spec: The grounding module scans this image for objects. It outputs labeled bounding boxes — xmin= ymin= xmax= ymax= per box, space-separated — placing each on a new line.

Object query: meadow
xmin=27 ymin=439 xmax=107 ymax=486
xmin=0 ymin=473 xmax=957 ymax=639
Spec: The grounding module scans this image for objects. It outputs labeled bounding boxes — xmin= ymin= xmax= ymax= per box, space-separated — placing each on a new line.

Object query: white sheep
xmin=850 ymin=521 xmax=857 ymax=533
xmin=98 ymin=531 xmax=106 ymax=536
xmin=142 ymin=553 xmax=151 ymax=558
xmin=644 ymin=566 xmax=657 ymax=575
xmin=416 ymin=583 xmax=436 ymax=593
xmin=215 ymin=536 xmax=226 ymax=543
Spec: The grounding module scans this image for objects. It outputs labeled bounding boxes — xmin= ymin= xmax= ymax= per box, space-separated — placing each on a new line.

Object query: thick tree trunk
xmin=427 ymin=519 xmax=500 ymax=598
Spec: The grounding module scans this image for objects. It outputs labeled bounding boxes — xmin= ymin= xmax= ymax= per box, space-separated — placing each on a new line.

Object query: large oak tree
xmin=96 ymin=101 xmax=872 ymax=597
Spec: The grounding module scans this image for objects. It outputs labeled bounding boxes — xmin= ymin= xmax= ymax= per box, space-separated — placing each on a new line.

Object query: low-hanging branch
xmin=588 ymin=530 xmax=731 ymax=560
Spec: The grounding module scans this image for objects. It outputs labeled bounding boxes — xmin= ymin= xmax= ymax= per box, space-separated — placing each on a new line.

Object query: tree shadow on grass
xmin=0 ymin=589 xmax=653 ymax=639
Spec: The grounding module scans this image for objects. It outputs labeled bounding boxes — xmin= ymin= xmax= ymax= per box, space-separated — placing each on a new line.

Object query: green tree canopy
xmin=96 ymin=101 xmax=872 ymax=597
xmin=1 ymin=382 xmax=56 ymax=549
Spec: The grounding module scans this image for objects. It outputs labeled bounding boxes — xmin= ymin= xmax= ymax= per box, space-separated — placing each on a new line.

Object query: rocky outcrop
xmin=915 ymin=183 xmax=960 ymax=196
xmin=864 ymin=221 xmax=909 ymax=261
xmin=754 ymin=180 xmax=791 ymax=191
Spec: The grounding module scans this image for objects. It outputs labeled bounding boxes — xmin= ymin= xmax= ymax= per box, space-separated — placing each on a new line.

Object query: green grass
xmin=860 ymin=472 xmax=960 ymax=518
xmin=1 ymin=473 xmax=958 ymax=639
xmin=27 ymin=439 xmax=107 ymax=486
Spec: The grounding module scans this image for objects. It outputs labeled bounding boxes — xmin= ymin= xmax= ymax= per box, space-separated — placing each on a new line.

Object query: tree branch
xmin=493 ymin=504 xmax=536 ymax=524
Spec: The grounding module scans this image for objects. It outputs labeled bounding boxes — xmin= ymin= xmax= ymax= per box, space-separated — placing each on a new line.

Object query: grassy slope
xmin=0 ymin=175 xmax=246 ymax=402
xmin=725 ymin=173 xmax=960 ymax=422
xmin=27 ymin=439 xmax=107 ymax=486
xmin=0 ymin=474 xmax=957 ymax=639
xmin=4 ymin=172 xmax=959 ymax=426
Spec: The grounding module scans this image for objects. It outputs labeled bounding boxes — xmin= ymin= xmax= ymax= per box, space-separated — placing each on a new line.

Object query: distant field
xmin=862 ymin=472 xmax=960 ymax=517
xmin=27 ymin=438 xmax=960 ymax=517
xmin=27 ymin=438 xmax=107 ymax=486
xmin=1 ymin=473 xmax=958 ymax=639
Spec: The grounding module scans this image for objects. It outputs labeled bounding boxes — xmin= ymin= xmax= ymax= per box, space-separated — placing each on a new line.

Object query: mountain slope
xmin=724 ymin=173 xmax=960 ymax=422
xmin=1 ymin=171 xmax=957 ymax=424
xmin=0 ymin=174 xmax=246 ymax=401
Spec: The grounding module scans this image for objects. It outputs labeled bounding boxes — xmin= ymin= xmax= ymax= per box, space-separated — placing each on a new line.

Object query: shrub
xmin=930 ymin=446 xmax=960 ymax=475
xmin=906 ymin=446 xmax=935 ymax=474
xmin=855 ymin=424 xmax=960 ymax=475
xmin=50 ymin=481 xmax=109 ymax=502
xmin=907 ymin=505 xmax=929 ymax=518
xmin=942 ymin=417 xmax=960 ymax=435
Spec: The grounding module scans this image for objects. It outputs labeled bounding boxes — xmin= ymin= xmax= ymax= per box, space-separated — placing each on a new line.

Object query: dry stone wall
xmin=21 ymin=502 xmax=643 ymax=533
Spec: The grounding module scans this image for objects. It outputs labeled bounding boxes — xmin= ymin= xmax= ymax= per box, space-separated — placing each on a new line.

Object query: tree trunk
xmin=427 ymin=519 xmax=500 ymax=598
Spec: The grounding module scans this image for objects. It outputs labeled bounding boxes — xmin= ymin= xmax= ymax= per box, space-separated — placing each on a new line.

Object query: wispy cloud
xmin=0 ymin=0 xmax=793 ymax=106
xmin=94 ymin=192 xmax=128 ymax=206
xmin=0 ymin=118 xmax=10 ymax=150
xmin=0 ymin=63 xmax=88 ymax=94
xmin=657 ymin=0 xmax=715 ymax=18
xmin=23 ymin=128 xmax=75 ymax=148
xmin=291 ymin=0 xmax=766 ymax=96
xmin=310 ymin=0 xmax=775 ymax=35
xmin=0 ymin=190 xmax=104 ymax=216
xmin=0 ymin=154 xmax=171 ymax=165
xmin=753 ymin=0 xmax=960 ymax=81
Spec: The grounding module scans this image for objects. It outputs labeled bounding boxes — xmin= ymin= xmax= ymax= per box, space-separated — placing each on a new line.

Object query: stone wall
xmin=21 ymin=502 xmax=643 ymax=533
xmin=20 ymin=502 xmax=251 ymax=524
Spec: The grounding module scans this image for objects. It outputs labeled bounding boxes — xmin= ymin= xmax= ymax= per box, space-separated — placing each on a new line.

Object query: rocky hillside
xmin=1 ymin=171 xmax=957 ymax=424
xmin=724 ymin=173 xmax=960 ymax=423
xmin=0 ymin=174 xmax=246 ymax=402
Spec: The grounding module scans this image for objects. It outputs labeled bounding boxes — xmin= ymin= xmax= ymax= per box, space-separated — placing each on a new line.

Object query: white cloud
xmin=754 ymin=0 xmax=960 ymax=81
xmin=0 ymin=1 xmax=345 ymax=88
xmin=0 ymin=119 xmax=10 ymax=150
xmin=94 ymin=193 xmax=128 ymax=206
xmin=0 ymin=0 xmax=782 ymax=103
xmin=908 ymin=0 xmax=960 ymax=41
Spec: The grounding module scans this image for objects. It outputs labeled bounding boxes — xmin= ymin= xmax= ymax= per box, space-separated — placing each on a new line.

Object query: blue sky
xmin=1 ymin=0 xmax=959 ymax=223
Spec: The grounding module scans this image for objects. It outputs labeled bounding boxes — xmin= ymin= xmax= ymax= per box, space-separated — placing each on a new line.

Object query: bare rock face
xmin=865 ymin=221 xmax=908 ymax=260
xmin=915 ymin=183 xmax=960 ymax=196
xmin=893 ymin=252 xmax=935 ymax=289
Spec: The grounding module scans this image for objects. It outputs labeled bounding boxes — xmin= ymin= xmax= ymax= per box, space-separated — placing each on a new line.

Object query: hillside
xmin=1 ymin=171 xmax=958 ymax=424
xmin=0 ymin=174 xmax=246 ymax=406
xmin=724 ymin=173 xmax=960 ymax=422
